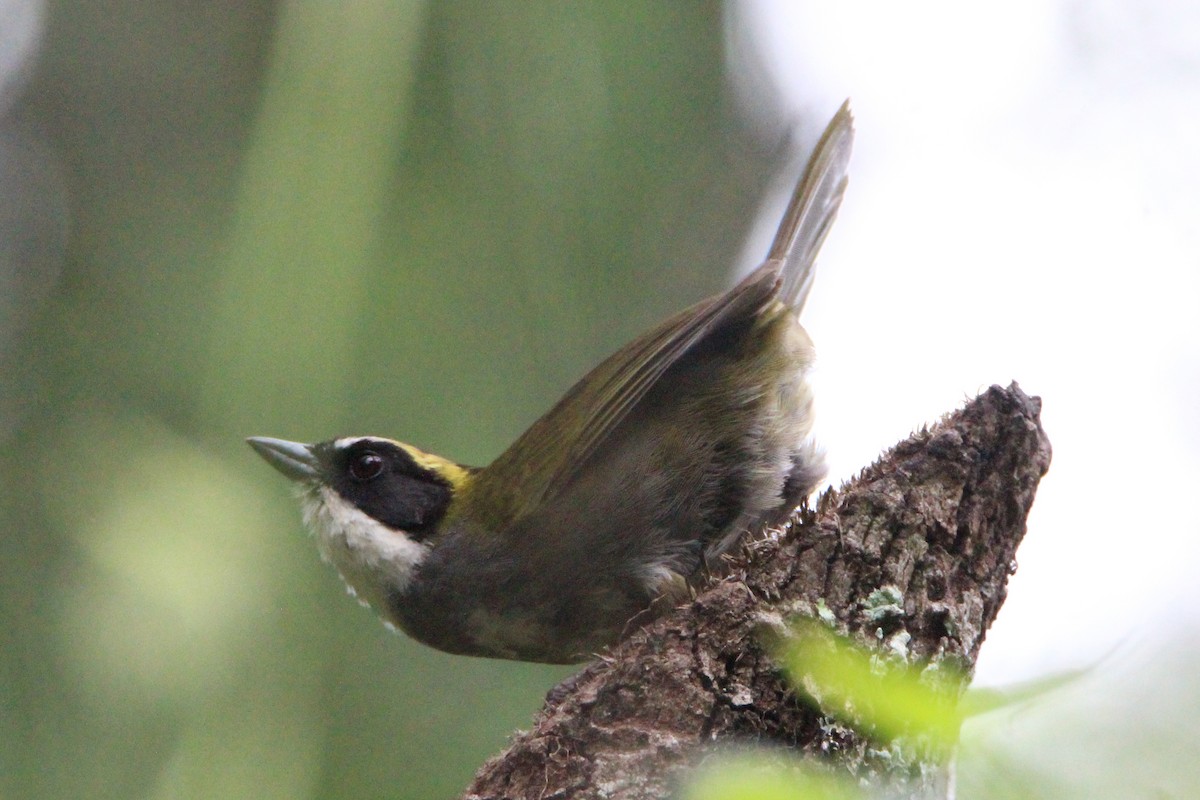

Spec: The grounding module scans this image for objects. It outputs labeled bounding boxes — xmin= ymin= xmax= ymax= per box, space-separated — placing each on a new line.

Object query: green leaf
xmin=683 ymin=752 xmax=863 ymax=800
xmin=775 ymin=618 xmax=965 ymax=749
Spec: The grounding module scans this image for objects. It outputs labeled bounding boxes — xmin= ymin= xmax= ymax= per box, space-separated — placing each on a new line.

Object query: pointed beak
xmin=246 ymin=437 xmax=321 ymax=483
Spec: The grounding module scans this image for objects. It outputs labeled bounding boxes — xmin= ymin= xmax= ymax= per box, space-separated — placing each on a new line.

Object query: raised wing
xmin=464 ymin=102 xmax=854 ymax=529
xmin=466 ymin=264 xmax=780 ymax=527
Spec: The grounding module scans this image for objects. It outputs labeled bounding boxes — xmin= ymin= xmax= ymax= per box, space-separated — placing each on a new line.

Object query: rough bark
xmin=463 ymin=383 xmax=1051 ymax=800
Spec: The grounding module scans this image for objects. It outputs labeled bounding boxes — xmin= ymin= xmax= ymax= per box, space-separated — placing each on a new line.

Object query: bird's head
xmin=247 ymin=436 xmax=471 ymax=618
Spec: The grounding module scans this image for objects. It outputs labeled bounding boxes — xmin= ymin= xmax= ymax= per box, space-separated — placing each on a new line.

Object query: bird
xmin=248 ymin=101 xmax=854 ymax=664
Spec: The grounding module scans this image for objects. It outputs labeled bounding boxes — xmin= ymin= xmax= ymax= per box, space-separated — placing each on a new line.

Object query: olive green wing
xmin=466 ymin=263 xmax=781 ymax=527
xmin=466 ymin=101 xmax=854 ymax=529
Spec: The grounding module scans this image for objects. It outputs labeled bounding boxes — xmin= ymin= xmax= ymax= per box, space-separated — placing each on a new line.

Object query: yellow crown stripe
xmin=398 ymin=443 xmax=471 ymax=491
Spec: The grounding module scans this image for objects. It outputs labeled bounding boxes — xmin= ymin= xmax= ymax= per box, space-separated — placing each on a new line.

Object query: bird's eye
xmin=349 ymin=451 xmax=385 ymax=481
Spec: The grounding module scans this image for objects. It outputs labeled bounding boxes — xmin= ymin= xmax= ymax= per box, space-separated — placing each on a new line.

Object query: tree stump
xmin=464 ymin=383 xmax=1051 ymax=800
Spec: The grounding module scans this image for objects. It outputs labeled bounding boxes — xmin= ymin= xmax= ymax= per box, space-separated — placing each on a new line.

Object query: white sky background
xmin=732 ymin=0 xmax=1200 ymax=685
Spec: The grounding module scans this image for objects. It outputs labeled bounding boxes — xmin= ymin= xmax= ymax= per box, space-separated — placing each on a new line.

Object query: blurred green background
xmin=1 ymin=2 xmax=803 ymax=797
xmin=6 ymin=3 xmax=1200 ymax=799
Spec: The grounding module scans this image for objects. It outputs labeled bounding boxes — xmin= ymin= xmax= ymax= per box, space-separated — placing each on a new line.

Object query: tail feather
xmin=767 ymin=100 xmax=855 ymax=312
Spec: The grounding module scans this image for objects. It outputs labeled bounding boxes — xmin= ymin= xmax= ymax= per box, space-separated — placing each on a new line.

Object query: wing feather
xmin=468 ymin=265 xmax=779 ymax=525
xmin=464 ymin=102 xmax=854 ymax=528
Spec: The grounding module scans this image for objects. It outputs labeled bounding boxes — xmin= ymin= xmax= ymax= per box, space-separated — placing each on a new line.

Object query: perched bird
xmin=249 ymin=102 xmax=854 ymax=663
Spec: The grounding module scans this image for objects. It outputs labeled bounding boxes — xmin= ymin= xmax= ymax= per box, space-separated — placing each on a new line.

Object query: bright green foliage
xmin=684 ymin=753 xmax=863 ymax=800
xmin=778 ymin=618 xmax=964 ymax=751
xmin=689 ymin=615 xmax=1200 ymax=799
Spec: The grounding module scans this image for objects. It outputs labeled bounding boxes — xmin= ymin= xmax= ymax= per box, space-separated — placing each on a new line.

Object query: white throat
xmin=300 ymin=486 xmax=429 ymax=618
